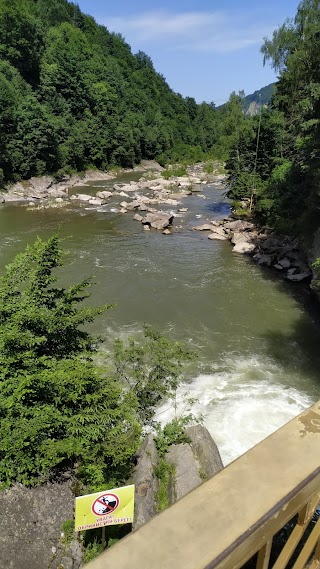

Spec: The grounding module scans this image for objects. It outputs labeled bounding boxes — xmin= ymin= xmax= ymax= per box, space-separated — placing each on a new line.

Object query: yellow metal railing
xmin=85 ymin=402 xmax=320 ymax=569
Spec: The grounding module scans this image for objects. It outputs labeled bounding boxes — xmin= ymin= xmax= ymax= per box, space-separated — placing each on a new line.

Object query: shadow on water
xmin=205 ymin=200 xmax=231 ymax=217
xmin=262 ymin=316 xmax=320 ymax=386
xmin=256 ymin=264 xmax=320 ymax=388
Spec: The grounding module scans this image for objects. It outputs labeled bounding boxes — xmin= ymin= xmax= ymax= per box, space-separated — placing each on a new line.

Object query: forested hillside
xmin=226 ymin=0 xmax=320 ymax=234
xmin=0 ymin=0 xmax=224 ymax=184
xmin=2 ymin=0 xmax=317 ymax=236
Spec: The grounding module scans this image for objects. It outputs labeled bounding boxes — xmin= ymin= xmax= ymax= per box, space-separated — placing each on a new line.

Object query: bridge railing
xmin=85 ymin=402 xmax=320 ymax=569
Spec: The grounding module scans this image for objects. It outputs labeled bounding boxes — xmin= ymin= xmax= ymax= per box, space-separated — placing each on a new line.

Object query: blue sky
xmin=77 ymin=0 xmax=300 ymax=104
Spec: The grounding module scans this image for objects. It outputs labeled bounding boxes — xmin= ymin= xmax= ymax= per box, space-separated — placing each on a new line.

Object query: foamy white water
xmin=155 ymin=355 xmax=313 ymax=465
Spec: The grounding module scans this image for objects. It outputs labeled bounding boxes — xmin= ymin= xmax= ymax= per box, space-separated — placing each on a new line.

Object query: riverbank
xmin=192 ymin=217 xmax=312 ymax=283
xmin=0 ymin=160 xmax=165 ymax=203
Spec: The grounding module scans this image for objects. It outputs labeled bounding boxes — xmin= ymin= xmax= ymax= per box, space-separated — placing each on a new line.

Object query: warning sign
xmin=75 ymin=485 xmax=135 ymax=532
xmin=92 ymin=493 xmax=119 ymax=516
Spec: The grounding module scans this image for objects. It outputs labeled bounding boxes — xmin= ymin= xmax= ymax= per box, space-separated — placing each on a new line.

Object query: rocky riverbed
xmin=0 ymin=160 xmax=316 ymax=287
xmin=0 ymin=161 xmax=225 ymax=232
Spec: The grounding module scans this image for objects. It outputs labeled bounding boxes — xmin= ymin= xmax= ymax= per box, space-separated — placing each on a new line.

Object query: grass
xmin=83 ymin=540 xmax=102 ymax=564
xmin=203 ymin=162 xmax=214 ymax=174
xmin=162 ymin=166 xmax=187 ymax=179
xmin=154 ymin=459 xmax=175 ymax=512
xmin=60 ymin=519 xmax=75 ymax=547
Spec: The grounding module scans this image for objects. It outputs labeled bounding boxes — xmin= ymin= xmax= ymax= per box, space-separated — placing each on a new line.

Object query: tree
xmin=258 ymin=1 xmax=320 ymax=229
xmin=0 ymin=0 xmax=44 ymax=85
xmin=113 ymin=326 xmax=196 ymax=425
xmin=0 ymin=236 xmax=141 ymax=488
xmin=7 ymin=94 xmax=60 ymax=178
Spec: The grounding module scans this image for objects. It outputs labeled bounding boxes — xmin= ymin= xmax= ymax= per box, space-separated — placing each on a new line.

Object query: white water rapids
xmin=155 ymin=354 xmax=313 ymax=465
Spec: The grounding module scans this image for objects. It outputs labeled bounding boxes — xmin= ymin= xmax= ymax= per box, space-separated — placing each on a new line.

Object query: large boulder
xmin=29 ymin=176 xmax=52 ymax=192
xmin=233 ymin=242 xmax=256 ymax=254
xmin=70 ymin=194 xmax=92 ymax=202
xmin=120 ymin=184 xmax=139 ymax=193
xmin=254 ymin=254 xmax=273 ymax=267
xmin=139 ymin=159 xmax=164 ymax=172
xmin=96 ymin=191 xmax=112 ymax=199
xmin=260 ymin=237 xmax=282 ymax=252
xmin=88 ymin=198 xmax=106 ymax=206
xmin=166 ymin=444 xmax=202 ymax=502
xmin=125 ymin=200 xmax=143 ymax=211
xmin=192 ymin=224 xmax=213 ymax=231
xmin=224 ymin=220 xmax=254 ymax=232
xmin=286 ymin=271 xmax=311 ymax=281
xmin=132 ymin=435 xmax=158 ymax=530
xmin=48 ymin=188 xmax=67 ymax=199
xmin=208 ymin=233 xmax=228 ymax=241
xmin=210 ymin=226 xmax=227 ymax=237
xmin=170 ymin=193 xmax=185 ymax=201
xmin=185 ymin=425 xmax=224 ymax=479
xmin=142 ymin=212 xmax=174 ymax=230
xmin=0 ymin=482 xmax=82 ymax=569
xmin=278 ymin=257 xmax=291 ymax=269
xmin=230 ymin=231 xmax=255 ymax=245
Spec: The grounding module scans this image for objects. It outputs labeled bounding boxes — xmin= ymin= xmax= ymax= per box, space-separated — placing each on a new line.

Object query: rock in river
xmin=142 ymin=212 xmax=174 ymax=230
xmin=208 ymin=233 xmax=228 ymax=241
xmin=192 ymin=224 xmax=213 ymax=231
xmin=233 ymin=242 xmax=256 ymax=254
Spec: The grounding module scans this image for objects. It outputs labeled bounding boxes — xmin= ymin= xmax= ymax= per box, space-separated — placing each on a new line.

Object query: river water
xmin=1 ymin=174 xmax=319 ymax=465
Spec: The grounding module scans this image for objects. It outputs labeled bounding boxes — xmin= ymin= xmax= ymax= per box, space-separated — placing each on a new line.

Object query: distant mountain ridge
xmin=217 ymin=83 xmax=276 ymax=115
xmin=242 ymin=83 xmax=276 ymax=115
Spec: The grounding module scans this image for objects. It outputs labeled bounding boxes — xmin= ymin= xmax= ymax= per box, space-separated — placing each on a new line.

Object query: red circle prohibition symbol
xmin=92 ymin=493 xmax=120 ymax=516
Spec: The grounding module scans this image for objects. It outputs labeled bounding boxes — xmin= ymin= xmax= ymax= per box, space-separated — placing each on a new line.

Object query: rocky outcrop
xmin=130 ymin=426 xmax=223 ymax=531
xmin=165 ymin=425 xmax=224 ymax=503
xmin=132 ymin=435 xmax=158 ymax=530
xmin=186 ymin=425 xmax=224 ymax=479
xmin=5 ymin=170 xmax=114 ymax=202
xmin=133 ymin=159 xmax=164 ymax=172
xmin=0 ymin=482 xmax=82 ymax=569
xmin=166 ymin=444 xmax=202 ymax=502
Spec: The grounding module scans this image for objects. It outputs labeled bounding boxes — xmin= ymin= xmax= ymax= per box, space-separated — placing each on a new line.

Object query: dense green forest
xmin=0 ymin=0 xmax=228 ymax=183
xmin=226 ymin=0 xmax=320 ymax=234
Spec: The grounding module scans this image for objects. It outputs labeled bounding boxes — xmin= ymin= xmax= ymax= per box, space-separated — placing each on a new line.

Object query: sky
xmin=76 ymin=0 xmax=301 ymax=104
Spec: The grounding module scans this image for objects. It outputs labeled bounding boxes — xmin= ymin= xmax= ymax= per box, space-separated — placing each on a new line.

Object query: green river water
xmin=1 ymin=173 xmax=319 ymax=465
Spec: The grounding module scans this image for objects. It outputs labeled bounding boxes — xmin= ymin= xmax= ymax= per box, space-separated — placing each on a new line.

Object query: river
xmin=1 ymin=173 xmax=319 ymax=465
